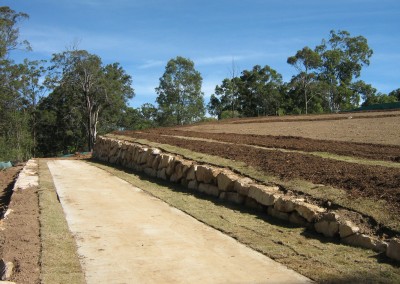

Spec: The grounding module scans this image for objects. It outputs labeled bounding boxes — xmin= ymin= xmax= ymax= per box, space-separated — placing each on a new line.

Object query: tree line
xmin=1 ymin=6 xmax=399 ymax=160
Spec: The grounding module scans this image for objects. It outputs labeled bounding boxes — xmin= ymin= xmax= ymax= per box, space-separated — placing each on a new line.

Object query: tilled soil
xmin=145 ymin=129 xmax=400 ymax=162
xmin=114 ymin=131 xmax=400 ymax=216
xmin=0 ymin=166 xmax=40 ymax=284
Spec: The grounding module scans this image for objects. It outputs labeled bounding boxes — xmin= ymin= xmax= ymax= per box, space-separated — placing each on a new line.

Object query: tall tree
xmin=0 ymin=6 xmax=34 ymax=161
xmin=155 ymin=56 xmax=205 ymax=126
xmin=0 ymin=6 xmax=30 ymax=59
xmin=315 ymin=30 xmax=373 ymax=111
xmin=238 ymin=65 xmax=283 ymax=117
xmin=287 ymin=47 xmax=321 ymax=114
xmin=46 ymin=50 xmax=134 ymax=151
xmin=208 ymin=77 xmax=242 ymax=119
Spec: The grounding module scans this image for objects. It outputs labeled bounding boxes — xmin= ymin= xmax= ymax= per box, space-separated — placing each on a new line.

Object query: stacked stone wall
xmin=93 ymin=136 xmax=400 ymax=261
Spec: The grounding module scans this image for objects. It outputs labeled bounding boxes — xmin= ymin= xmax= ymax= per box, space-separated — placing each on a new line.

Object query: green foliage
xmin=315 ymin=30 xmax=373 ymax=111
xmin=155 ymin=56 xmax=205 ymax=126
xmin=119 ymin=104 xmax=159 ymax=130
xmin=220 ymin=110 xmax=240 ymax=120
xmin=0 ymin=6 xmax=38 ymax=161
xmin=45 ymin=49 xmax=134 ymax=151
xmin=287 ymin=47 xmax=322 ymax=114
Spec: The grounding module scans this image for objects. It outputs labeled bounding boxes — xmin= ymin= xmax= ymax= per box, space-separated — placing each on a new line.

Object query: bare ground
xmin=0 ymin=165 xmax=40 ymax=284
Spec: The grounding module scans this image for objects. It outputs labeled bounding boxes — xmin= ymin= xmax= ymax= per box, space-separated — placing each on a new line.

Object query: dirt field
xmin=183 ymin=111 xmax=400 ymax=146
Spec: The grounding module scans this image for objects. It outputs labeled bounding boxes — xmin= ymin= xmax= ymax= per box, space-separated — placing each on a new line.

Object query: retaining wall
xmin=93 ymin=136 xmax=400 ymax=262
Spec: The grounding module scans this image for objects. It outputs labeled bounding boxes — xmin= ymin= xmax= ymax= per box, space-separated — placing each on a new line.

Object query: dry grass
xmin=89 ymin=160 xmax=400 ymax=283
xmin=38 ymin=159 xmax=85 ymax=284
xmin=108 ymin=134 xmax=400 ymax=232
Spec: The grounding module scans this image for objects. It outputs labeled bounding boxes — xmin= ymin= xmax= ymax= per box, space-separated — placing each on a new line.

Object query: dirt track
xmin=48 ymin=160 xmax=311 ymax=284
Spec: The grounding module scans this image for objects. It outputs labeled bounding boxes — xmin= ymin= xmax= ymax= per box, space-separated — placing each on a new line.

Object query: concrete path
xmin=47 ymin=160 xmax=312 ymax=284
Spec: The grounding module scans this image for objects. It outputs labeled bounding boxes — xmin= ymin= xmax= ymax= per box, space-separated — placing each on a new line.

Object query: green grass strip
xmin=38 ymin=159 xmax=85 ymax=284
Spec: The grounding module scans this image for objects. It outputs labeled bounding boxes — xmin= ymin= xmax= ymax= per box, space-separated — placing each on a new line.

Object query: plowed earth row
xmin=114 ymin=130 xmax=400 ymax=217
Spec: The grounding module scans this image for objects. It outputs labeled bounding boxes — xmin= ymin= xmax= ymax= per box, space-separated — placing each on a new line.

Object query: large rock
xmin=339 ymin=221 xmax=360 ymax=238
xmin=0 ymin=259 xmax=14 ymax=281
xmin=144 ymin=167 xmax=157 ymax=178
xmin=294 ymin=201 xmax=325 ymax=223
xmin=248 ymin=184 xmax=281 ymax=206
xmin=198 ymin=183 xmax=220 ymax=197
xmin=157 ymin=168 xmax=167 ymax=180
xmin=217 ymin=171 xmax=238 ymax=191
xmin=165 ymin=157 xmax=178 ymax=176
xmin=188 ymin=180 xmax=198 ymax=190
xmin=274 ymin=197 xmax=300 ymax=213
xmin=196 ymin=165 xmax=219 ymax=184
xmin=186 ymin=165 xmax=198 ymax=181
xmin=219 ymin=192 xmax=245 ymax=205
xmin=386 ymin=238 xmax=400 ymax=261
xmin=342 ymin=233 xmax=388 ymax=253
xmin=289 ymin=212 xmax=309 ymax=227
xmin=233 ymin=178 xmax=253 ymax=196
xmin=314 ymin=220 xmax=339 ymax=237
xmin=158 ymin=154 xmax=174 ymax=169
xmin=267 ymin=207 xmax=290 ymax=221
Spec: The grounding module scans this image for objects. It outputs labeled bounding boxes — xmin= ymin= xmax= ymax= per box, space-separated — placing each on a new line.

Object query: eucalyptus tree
xmin=46 ymin=50 xmax=134 ymax=151
xmin=315 ymin=30 xmax=373 ymax=111
xmin=238 ymin=65 xmax=283 ymax=117
xmin=155 ymin=56 xmax=205 ymax=126
xmin=287 ymin=47 xmax=321 ymax=114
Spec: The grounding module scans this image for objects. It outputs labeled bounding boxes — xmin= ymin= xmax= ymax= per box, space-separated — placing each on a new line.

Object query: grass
xmin=88 ymin=160 xmax=400 ymax=283
xmin=38 ymin=159 xmax=85 ymax=284
xmin=107 ymin=134 xmax=400 ymax=232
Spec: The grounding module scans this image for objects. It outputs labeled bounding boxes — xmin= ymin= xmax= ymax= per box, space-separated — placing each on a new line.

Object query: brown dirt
xmin=145 ymin=129 xmax=400 ymax=162
xmin=0 ymin=165 xmax=40 ymax=284
xmin=182 ymin=111 xmax=400 ymax=146
xmin=114 ymin=131 xmax=400 ymax=219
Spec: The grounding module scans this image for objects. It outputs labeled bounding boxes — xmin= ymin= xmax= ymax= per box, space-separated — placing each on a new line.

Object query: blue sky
xmin=4 ymin=0 xmax=400 ymax=108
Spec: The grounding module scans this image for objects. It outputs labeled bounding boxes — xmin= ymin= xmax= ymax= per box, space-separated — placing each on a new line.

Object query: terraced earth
xmin=113 ymin=110 xmax=400 ymax=235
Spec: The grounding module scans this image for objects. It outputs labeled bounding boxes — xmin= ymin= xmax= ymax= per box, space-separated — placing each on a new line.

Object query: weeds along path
xmin=47 ymin=159 xmax=311 ymax=284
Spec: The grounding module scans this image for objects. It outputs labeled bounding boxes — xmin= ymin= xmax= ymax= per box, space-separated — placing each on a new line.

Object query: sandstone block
xmin=233 ymin=178 xmax=253 ymax=196
xmin=165 ymin=158 xmax=178 ymax=176
xmin=181 ymin=178 xmax=189 ymax=187
xmin=144 ymin=167 xmax=157 ymax=178
xmin=386 ymin=238 xmax=400 ymax=261
xmin=145 ymin=153 xmax=156 ymax=168
xmin=267 ymin=207 xmax=290 ymax=221
xmin=339 ymin=221 xmax=360 ymax=238
xmin=188 ymin=180 xmax=198 ymax=190
xmin=342 ymin=233 xmax=387 ymax=253
xmin=248 ymin=184 xmax=280 ymax=206
xmin=289 ymin=212 xmax=309 ymax=227
xmin=244 ymin=197 xmax=264 ymax=211
xmin=0 ymin=259 xmax=14 ymax=281
xmin=217 ymin=171 xmax=238 ymax=191
xmin=198 ymin=183 xmax=220 ymax=197
xmin=157 ymin=168 xmax=167 ymax=180
xmin=151 ymin=155 xmax=161 ymax=170
xmin=220 ymin=192 xmax=245 ymax=205
xmin=158 ymin=154 xmax=174 ymax=169
xmin=186 ymin=165 xmax=198 ymax=180
xmin=274 ymin=197 xmax=299 ymax=213
xmin=196 ymin=165 xmax=219 ymax=184
xmin=314 ymin=220 xmax=339 ymax=237
xmin=294 ymin=202 xmax=325 ymax=222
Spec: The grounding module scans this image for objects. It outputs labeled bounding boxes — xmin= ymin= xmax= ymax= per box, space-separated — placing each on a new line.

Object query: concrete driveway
xmin=48 ymin=160 xmax=312 ymax=284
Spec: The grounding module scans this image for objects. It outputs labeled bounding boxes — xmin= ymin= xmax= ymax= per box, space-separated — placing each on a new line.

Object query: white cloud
xmin=138 ymin=60 xmax=165 ymax=69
